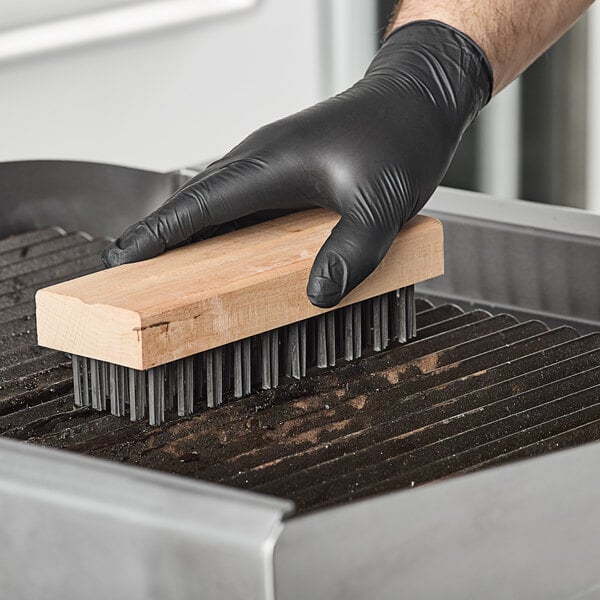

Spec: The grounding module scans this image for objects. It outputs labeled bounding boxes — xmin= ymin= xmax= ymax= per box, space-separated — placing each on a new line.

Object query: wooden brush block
xmin=36 ymin=210 xmax=444 ymax=370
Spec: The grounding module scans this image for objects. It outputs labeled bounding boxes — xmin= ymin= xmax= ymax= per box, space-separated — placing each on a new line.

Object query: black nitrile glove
xmin=102 ymin=21 xmax=492 ymax=308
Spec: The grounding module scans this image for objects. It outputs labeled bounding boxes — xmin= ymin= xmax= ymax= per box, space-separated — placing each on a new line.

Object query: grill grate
xmin=1 ymin=228 xmax=600 ymax=512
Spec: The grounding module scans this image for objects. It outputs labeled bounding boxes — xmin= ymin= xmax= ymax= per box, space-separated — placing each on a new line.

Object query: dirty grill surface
xmin=2 ymin=228 xmax=600 ymax=513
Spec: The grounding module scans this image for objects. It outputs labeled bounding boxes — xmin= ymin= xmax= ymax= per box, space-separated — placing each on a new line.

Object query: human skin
xmin=389 ymin=0 xmax=594 ymax=92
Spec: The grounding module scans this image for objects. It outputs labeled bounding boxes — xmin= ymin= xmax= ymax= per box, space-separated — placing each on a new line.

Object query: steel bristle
xmin=81 ymin=357 xmax=91 ymax=407
xmin=72 ymin=356 xmax=82 ymax=406
xmin=73 ymin=285 xmax=417 ymax=425
xmin=233 ymin=341 xmax=243 ymax=397
xmin=108 ymin=363 xmax=119 ymax=415
xmin=317 ymin=315 xmax=327 ymax=368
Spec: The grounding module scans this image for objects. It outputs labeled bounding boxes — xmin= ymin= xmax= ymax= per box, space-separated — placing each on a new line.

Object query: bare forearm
xmin=389 ymin=0 xmax=593 ymax=92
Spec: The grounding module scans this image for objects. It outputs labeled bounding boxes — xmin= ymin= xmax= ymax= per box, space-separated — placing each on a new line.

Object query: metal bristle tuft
xmin=72 ymin=286 xmax=418 ymax=424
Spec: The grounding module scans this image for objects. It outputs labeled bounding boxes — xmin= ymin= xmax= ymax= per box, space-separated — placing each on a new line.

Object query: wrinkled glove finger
xmin=102 ymin=160 xmax=309 ymax=267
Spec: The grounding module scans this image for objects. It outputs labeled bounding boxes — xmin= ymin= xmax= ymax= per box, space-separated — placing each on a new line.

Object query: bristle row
xmin=72 ymin=286 xmax=417 ymax=425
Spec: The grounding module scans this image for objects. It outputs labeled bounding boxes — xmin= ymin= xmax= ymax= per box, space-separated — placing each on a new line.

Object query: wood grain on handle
xmin=35 ymin=210 xmax=444 ymax=370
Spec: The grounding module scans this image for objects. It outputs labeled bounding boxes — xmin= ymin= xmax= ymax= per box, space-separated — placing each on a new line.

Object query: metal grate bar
xmin=213 ymin=329 xmax=583 ymax=490
xmin=276 ymin=366 xmax=600 ymax=509
xmin=0 ymin=239 xmax=106 ymax=282
xmin=0 ymin=254 xmax=102 ymax=297
xmin=0 ymin=233 xmax=93 ymax=267
xmin=0 ymin=228 xmax=63 ymax=254
xmin=338 ymin=385 xmax=600 ymax=508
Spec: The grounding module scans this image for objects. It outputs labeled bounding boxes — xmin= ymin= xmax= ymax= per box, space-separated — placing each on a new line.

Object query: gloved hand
xmin=102 ymin=20 xmax=492 ymax=308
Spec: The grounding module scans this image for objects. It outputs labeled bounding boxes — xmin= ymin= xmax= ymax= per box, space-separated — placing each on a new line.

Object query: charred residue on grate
xmin=2 ymin=228 xmax=600 ymax=513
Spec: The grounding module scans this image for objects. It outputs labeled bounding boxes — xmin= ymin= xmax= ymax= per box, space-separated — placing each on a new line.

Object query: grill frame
xmin=276 ymin=190 xmax=600 ymax=599
xmin=1 ymin=161 xmax=600 ymax=599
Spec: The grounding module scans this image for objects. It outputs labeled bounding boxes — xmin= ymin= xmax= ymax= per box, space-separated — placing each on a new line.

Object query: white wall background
xmin=3 ymin=0 xmax=593 ymax=212
xmin=0 ymin=0 xmax=378 ymax=172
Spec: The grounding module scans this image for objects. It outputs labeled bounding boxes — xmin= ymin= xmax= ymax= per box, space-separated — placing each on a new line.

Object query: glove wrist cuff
xmin=368 ymin=19 xmax=494 ymax=125
xmin=385 ymin=19 xmax=494 ymax=103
